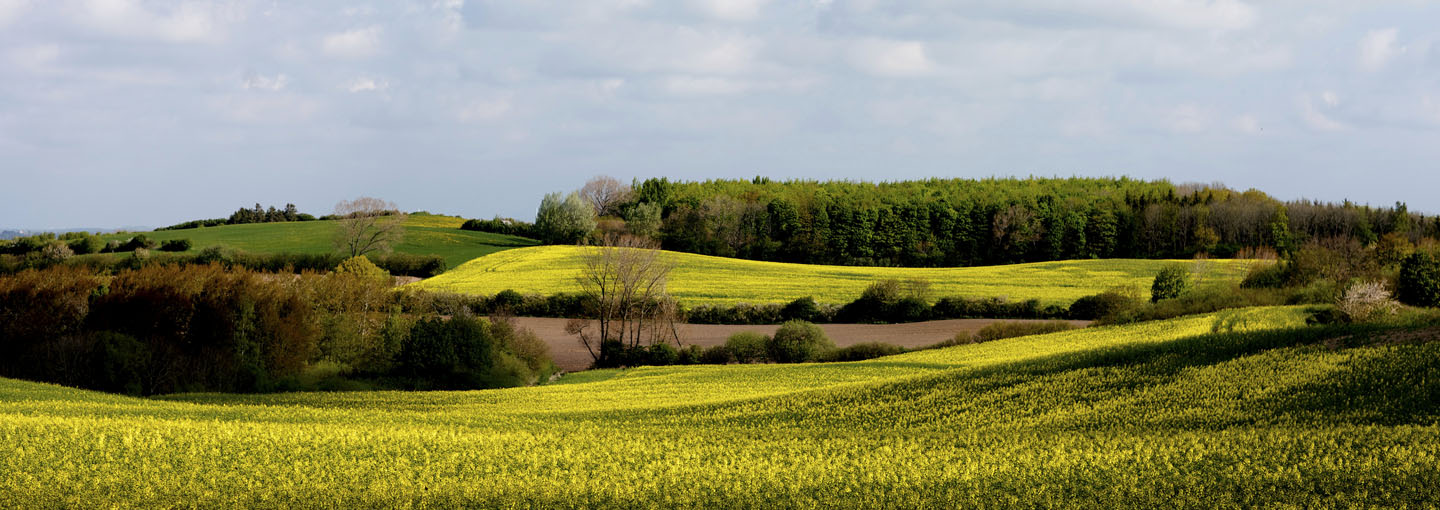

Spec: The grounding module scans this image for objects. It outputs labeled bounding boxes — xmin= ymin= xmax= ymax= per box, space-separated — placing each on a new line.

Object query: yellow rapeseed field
xmin=412 ymin=245 xmax=1258 ymax=305
xmin=3 ymin=306 xmax=1438 ymax=507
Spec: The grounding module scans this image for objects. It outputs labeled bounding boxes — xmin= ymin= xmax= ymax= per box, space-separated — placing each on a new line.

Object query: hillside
xmin=101 ymin=213 xmax=537 ymax=270
xmin=412 ymin=245 xmax=1257 ymax=305
xmin=3 ymin=307 xmax=1438 ymax=506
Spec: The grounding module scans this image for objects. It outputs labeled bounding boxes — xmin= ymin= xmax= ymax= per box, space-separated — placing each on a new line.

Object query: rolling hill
xmin=99 ymin=213 xmax=537 ymax=271
xmin=412 ymin=245 xmax=1259 ymax=305
xmin=3 ymin=306 xmax=1437 ymax=507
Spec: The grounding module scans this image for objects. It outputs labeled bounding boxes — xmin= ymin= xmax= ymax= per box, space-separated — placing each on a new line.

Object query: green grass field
xmin=3 ymin=306 xmax=1437 ymax=507
xmin=413 ymin=245 xmax=1258 ymax=305
xmin=100 ymin=214 xmax=537 ymax=271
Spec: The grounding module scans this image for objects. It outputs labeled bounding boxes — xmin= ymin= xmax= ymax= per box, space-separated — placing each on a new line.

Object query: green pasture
xmin=99 ymin=214 xmax=536 ymax=271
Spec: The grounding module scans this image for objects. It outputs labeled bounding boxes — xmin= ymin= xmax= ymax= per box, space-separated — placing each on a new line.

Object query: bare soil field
xmin=509 ymin=317 xmax=1092 ymax=372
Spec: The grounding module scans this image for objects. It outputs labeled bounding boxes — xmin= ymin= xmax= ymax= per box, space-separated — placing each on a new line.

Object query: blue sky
xmin=2 ymin=0 xmax=1439 ymax=229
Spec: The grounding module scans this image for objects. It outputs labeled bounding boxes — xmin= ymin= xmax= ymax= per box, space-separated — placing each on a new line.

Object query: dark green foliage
xmin=725 ymin=332 xmax=769 ymax=363
xmin=1398 ymin=252 xmax=1440 ymax=308
xmin=698 ymin=345 xmax=732 ymax=364
xmin=0 ymin=265 xmax=550 ymax=395
xmin=368 ymin=253 xmax=446 ymax=278
xmin=122 ymin=234 xmax=157 ymax=252
xmin=1068 ymin=288 xmax=1145 ymax=320
xmin=1151 ymin=264 xmax=1192 ymax=302
xmin=68 ymin=235 xmax=105 ymax=255
xmin=766 ymin=320 xmax=834 ymax=363
xmin=614 ymin=177 xmax=1440 ymax=267
xmin=160 ymin=204 xmax=312 ymax=231
xmin=780 ymin=296 xmax=821 ymax=322
xmin=493 ymin=289 xmax=525 ymax=310
xmin=461 ymin=217 xmax=539 ymax=239
xmin=823 ymin=342 xmax=905 ymax=362
xmin=675 ymin=345 xmax=704 ymax=365
xmin=159 ymin=239 xmax=192 ymax=252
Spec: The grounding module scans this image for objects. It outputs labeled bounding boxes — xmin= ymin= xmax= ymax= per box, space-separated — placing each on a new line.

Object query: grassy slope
xmin=4 ymin=306 xmax=1439 ymax=507
xmin=99 ymin=213 xmax=537 ymax=271
xmin=413 ymin=245 xmax=1257 ymax=305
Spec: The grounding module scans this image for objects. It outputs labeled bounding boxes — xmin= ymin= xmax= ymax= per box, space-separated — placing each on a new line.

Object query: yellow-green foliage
xmin=3 ymin=306 xmax=1439 ymax=507
xmin=413 ymin=246 xmax=1256 ymax=306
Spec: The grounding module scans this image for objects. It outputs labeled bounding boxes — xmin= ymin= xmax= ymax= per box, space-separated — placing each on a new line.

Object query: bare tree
xmin=578 ymin=176 xmax=633 ymax=217
xmin=333 ymin=197 xmax=407 ymax=258
xmin=571 ymin=233 xmax=678 ymax=364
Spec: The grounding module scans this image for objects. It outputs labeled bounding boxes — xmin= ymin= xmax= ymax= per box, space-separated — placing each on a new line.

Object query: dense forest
xmin=597 ymin=177 xmax=1440 ymax=267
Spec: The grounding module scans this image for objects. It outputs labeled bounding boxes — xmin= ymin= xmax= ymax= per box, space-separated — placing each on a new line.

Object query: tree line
xmin=496 ymin=176 xmax=1440 ymax=267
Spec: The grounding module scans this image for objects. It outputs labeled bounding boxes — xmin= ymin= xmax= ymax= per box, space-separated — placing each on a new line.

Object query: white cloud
xmin=692 ymin=0 xmax=768 ymax=21
xmin=211 ymin=94 xmax=319 ymax=124
xmin=1300 ymin=92 xmax=1345 ymax=131
xmin=681 ymin=36 xmax=762 ymax=75
xmin=322 ymin=27 xmax=382 ymax=59
xmin=663 ymin=76 xmax=750 ymax=95
xmin=1359 ymin=28 xmax=1400 ymax=72
xmin=76 ymin=0 xmax=227 ymax=43
xmin=851 ymin=39 xmax=932 ymax=77
xmin=346 ymin=77 xmax=388 ymax=93
xmin=242 ymin=73 xmax=288 ymax=91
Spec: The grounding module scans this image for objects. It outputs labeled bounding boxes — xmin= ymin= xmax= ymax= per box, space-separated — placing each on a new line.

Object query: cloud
xmin=75 ymin=0 xmax=228 ymax=43
xmin=0 ymin=0 xmax=29 ymax=26
xmin=242 ymin=73 xmax=288 ymax=91
xmin=322 ymin=27 xmax=382 ymax=59
xmin=1300 ymin=92 xmax=1345 ymax=131
xmin=1234 ymin=114 xmax=1262 ymax=135
xmin=346 ymin=77 xmax=389 ymax=93
xmin=692 ymin=0 xmax=768 ymax=21
xmin=7 ymin=44 xmax=61 ymax=71
xmin=1358 ymin=28 xmax=1400 ymax=72
xmin=851 ymin=39 xmax=932 ymax=77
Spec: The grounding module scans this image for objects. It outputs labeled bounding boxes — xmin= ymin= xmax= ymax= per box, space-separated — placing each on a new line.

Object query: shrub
xmin=643 ymin=343 xmax=679 ymax=366
xmin=1151 ymin=264 xmax=1191 ymax=302
xmin=493 ymin=289 xmax=525 ymax=311
xmin=766 ymin=320 xmax=834 ymax=363
xmin=1068 ymin=287 xmax=1143 ymax=320
xmin=159 ymin=239 xmax=192 ymax=252
xmin=334 ymin=256 xmax=390 ymax=281
xmin=68 ymin=235 xmax=105 ymax=255
xmin=1336 ymin=280 xmax=1399 ymax=323
xmin=725 ymin=332 xmax=769 ymax=363
xmin=1397 ymin=252 xmax=1440 ymax=308
xmin=40 ymin=242 xmax=73 ymax=263
xmin=123 ymin=234 xmax=157 ymax=252
xmin=781 ymin=296 xmax=821 ymax=322
xmin=676 ymin=345 xmax=704 ymax=365
xmin=824 ymin=342 xmax=905 ymax=362
xmin=699 ymin=345 xmax=732 ymax=364
xmin=371 ymin=253 xmax=446 ymax=278
xmin=1240 ymin=262 xmax=1286 ymax=289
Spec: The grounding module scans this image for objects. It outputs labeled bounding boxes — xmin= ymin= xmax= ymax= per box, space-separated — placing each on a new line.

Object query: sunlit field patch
xmin=4 ymin=306 xmax=1437 ymax=507
xmin=412 ymin=245 xmax=1256 ymax=306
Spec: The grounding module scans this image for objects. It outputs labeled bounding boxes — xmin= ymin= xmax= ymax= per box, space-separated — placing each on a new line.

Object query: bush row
xmin=460 ymin=217 xmax=540 ymax=239
xmin=0 ymin=264 xmax=551 ymax=395
xmin=0 ymin=247 xmax=447 ymax=278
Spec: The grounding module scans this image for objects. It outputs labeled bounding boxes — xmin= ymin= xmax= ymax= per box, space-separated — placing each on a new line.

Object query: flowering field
xmin=3 ymin=306 xmax=1438 ymax=507
xmin=412 ymin=245 xmax=1257 ymax=306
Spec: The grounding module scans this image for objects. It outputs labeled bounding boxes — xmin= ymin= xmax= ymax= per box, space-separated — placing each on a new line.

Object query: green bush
xmin=824 ymin=342 xmax=905 ymax=362
xmin=724 ymin=332 xmax=769 ymax=363
xmin=1397 ymin=252 xmax=1440 ymax=308
xmin=159 ymin=239 xmax=192 ymax=252
xmin=1151 ymin=264 xmax=1191 ymax=302
xmin=68 ymin=235 xmax=105 ymax=255
xmin=1068 ymin=287 xmax=1144 ymax=320
xmin=781 ymin=296 xmax=821 ymax=322
xmin=698 ymin=345 xmax=732 ymax=364
xmin=766 ymin=320 xmax=834 ymax=363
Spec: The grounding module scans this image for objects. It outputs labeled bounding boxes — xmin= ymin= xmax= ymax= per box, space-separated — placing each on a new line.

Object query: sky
xmin=2 ymin=0 xmax=1439 ymax=229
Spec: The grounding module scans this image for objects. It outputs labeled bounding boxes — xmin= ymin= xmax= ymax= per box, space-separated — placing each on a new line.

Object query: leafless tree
xmin=333 ymin=197 xmax=407 ymax=258
xmin=570 ymin=233 xmax=679 ymax=363
xmin=578 ymin=176 xmax=633 ymax=217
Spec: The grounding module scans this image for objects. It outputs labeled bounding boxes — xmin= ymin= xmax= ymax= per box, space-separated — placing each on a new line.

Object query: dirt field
xmin=509 ymin=317 xmax=1092 ymax=372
